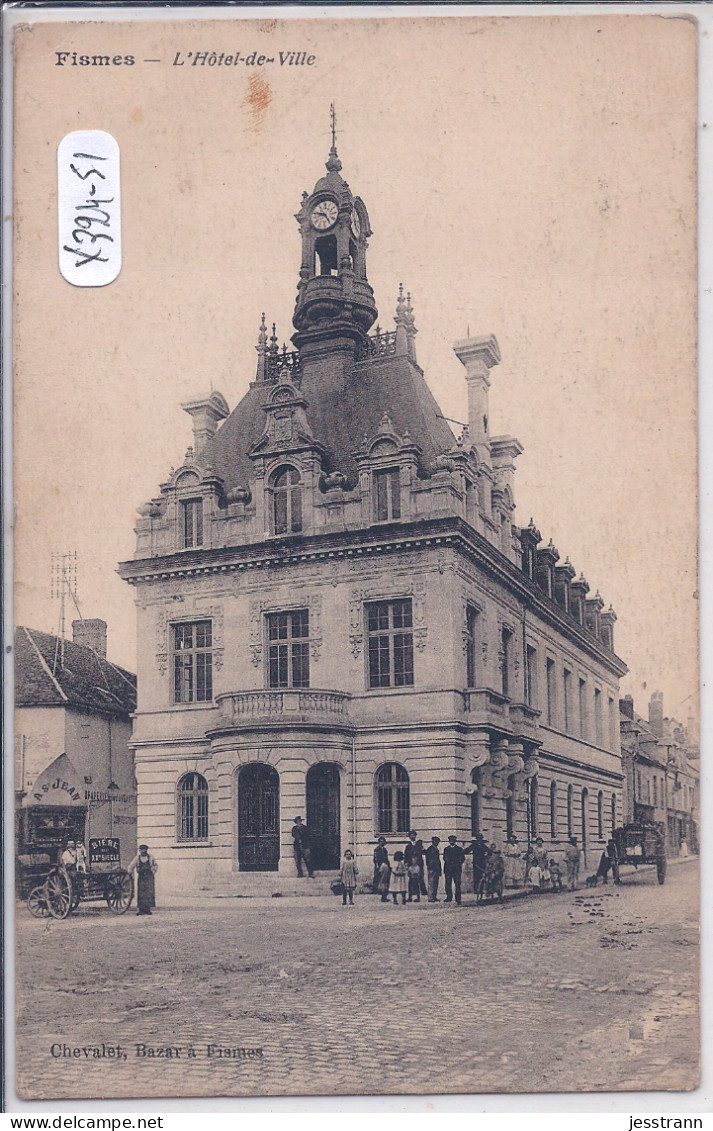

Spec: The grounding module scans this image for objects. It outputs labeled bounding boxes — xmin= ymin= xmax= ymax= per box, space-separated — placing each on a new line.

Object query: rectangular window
xmin=372 ymin=468 xmax=401 ymax=522
xmin=267 ymin=610 xmax=310 ymax=689
xmin=525 ymin=645 xmax=537 ymax=708
xmin=501 ymin=626 xmax=513 ymax=698
xmin=563 ymin=669 xmax=572 ymax=732
xmin=173 ymin=620 xmax=212 ymax=704
xmin=653 ymin=776 xmax=658 ymax=807
xmin=466 ymin=607 xmax=480 ymax=689
xmin=579 ymin=678 xmax=588 ymax=739
xmin=546 ymin=658 xmax=556 ymax=726
xmin=182 ymin=499 xmax=203 ymax=548
xmin=367 ymin=599 xmax=413 ymax=689
xmin=636 ymin=769 xmax=642 ymax=801
xmin=594 ymin=687 xmax=603 ymax=745
xmin=608 ymin=695 xmax=617 ymax=750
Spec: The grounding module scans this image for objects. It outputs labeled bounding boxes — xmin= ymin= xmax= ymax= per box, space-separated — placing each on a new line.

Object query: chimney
xmin=453 ymin=334 xmax=501 ymax=467
xmin=181 ymin=391 xmax=229 ymax=458
xmin=72 ymin=618 xmax=107 ymax=658
xmin=620 ymin=694 xmax=635 ymax=720
xmin=649 ymin=690 xmax=664 ymax=738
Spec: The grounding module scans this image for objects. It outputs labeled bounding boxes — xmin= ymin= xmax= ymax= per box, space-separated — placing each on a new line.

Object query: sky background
xmin=12 ymin=12 xmax=699 ymax=724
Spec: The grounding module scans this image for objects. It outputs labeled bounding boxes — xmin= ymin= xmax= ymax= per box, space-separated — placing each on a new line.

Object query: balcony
xmin=212 ymin=689 xmax=352 ymax=732
xmin=463 ymin=689 xmax=542 ymax=745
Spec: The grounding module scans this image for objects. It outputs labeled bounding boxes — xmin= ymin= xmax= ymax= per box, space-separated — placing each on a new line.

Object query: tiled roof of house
xmin=204 ymin=352 xmax=457 ymax=492
xmin=14 ymin=626 xmax=136 ymax=716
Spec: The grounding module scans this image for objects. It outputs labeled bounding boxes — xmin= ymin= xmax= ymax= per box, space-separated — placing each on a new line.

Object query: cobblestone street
xmin=15 ymin=859 xmax=699 ymax=1101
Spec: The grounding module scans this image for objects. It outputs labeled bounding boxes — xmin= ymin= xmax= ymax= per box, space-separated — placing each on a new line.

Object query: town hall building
xmin=119 ymin=134 xmax=627 ymax=893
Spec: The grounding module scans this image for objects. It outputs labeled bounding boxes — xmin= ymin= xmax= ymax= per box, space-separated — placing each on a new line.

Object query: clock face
xmin=311 ymin=200 xmax=338 ymax=230
xmin=350 ymin=209 xmax=361 ymax=238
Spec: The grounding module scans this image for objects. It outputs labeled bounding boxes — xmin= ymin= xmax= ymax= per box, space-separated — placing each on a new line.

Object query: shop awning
xmin=23 ymin=752 xmax=85 ymax=808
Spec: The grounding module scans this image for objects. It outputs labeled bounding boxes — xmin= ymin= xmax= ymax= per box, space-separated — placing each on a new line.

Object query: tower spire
xmin=326 ymin=103 xmax=342 ymax=173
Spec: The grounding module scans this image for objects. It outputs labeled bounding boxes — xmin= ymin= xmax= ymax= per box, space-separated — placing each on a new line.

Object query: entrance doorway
xmin=306 ymin=763 xmax=341 ymax=870
xmin=238 ymin=763 xmax=280 ymax=871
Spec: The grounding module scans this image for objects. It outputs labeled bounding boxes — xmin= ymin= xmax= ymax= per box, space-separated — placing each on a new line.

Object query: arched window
xmin=315 ymin=234 xmax=338 ymax=276
xmin=611 ymin=793 xmax=617 ymax=834
xmin=550 ymin=781 xmax=557 ymax=838
xmin=527 ymin=775 xmax=538 ymax=841
xmin=177 ymin=772 xmax=209 ymax=841
xmin=375 ymin=762 xmax=410 ymax=834
xmin=567 ymin=784 xmax=574 ymax=838
xmin=597 ymin=791 xmax=604 ymax=839
xmin=272 ymin=466 xmax=302 ymax=536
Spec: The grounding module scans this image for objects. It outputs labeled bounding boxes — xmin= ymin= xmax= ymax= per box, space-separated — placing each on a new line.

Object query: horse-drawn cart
xmin=24 ymin=837 xmax=134 ymax=918
xmin=611 ymin=821 xmax=667 ymax=885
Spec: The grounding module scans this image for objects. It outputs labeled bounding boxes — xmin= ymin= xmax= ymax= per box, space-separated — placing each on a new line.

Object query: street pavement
xmin=14 ymin=859 xmax=699 ymax=1100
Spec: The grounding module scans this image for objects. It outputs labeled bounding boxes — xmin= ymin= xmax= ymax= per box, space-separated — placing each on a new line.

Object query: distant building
xmin=119 ymin=135 xmax=627 ymax=893
xmin=14 ymin=619 xmax=137 ymax=869
xmin=620 ymin=691 xmax=699 ymax=854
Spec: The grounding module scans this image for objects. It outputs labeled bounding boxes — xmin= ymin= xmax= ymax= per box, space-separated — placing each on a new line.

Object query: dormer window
xmin=272 ymin=466 xmax=302 ymax=535
xmin=373 ymin=468 xmax=401 ymax=522
xmin=182 ymin=498 xmax=203 ymax=548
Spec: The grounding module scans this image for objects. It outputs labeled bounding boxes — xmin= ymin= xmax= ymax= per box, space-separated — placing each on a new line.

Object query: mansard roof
xmin=15 ymin=626 xmax=137 ymax=716
xmin=203 ymin=352 xmax=458 ymax=491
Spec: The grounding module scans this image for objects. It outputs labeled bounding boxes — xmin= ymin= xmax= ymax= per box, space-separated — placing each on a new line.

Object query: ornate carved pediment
xmin=251 ymin=381 xmax=323 ymax=458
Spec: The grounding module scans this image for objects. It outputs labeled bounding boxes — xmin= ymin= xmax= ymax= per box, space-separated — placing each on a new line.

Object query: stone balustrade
xmin=214 ymin=688 xmax=351 ymax=729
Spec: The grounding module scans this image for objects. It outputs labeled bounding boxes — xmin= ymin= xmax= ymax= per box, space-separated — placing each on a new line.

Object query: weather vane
xmin=330 ymin=103 xmax=337 ymax=149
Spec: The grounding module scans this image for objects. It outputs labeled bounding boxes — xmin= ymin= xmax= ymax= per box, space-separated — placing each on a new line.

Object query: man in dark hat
xmin=464 ymin=833 xmax=489 ymax=896
xmin=291 ymin=816 xmax=314 ymax=878
xmin=372 ymin=836 xmax=389 ymax=893
xmin=425 ymin=836 xmax=442 ymax=902
xmin=403 ymin=830 xmax=427 ymax=896
xmin=443 ymin=835 xmax=466 ymax=905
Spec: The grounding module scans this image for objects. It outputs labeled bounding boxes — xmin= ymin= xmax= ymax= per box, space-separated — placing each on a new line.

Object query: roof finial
xmin=326 ymin=103 xmax=342 ymax=173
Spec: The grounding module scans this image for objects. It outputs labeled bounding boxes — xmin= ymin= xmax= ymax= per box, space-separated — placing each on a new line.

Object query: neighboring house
xmin=14 ymin=619 xmax=137 ymax=872
xmin=620 ymin=691 xmax=699 ymax=854
xmin=119 ymin=137 xmax=627 ymax=893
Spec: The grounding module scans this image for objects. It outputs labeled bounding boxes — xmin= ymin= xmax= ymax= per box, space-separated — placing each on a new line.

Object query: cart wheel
xmin=656 ymin=856 xmax=667 ymax=884
xmin=105 ymin=870 xmax=133 ymax=915
xmin=27 ymin=886 xmax=50 ymax=918
xmin=44 ymin=868 xmax=73 ymax=919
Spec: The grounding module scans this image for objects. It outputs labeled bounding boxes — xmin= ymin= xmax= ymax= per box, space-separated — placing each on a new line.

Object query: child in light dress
xmin=339 ymin=849 xmax=359 ymax=906
xmin=389 ymin=851 xmax=408 ymax=905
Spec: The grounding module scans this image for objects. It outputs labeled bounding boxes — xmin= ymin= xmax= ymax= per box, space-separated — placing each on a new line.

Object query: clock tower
xmin=292 ymin=111 xmax=378 ymax=361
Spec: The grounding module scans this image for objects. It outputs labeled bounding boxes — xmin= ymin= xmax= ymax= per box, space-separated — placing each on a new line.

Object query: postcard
xmin=8 ymin=7 xmax=700 ymax=1103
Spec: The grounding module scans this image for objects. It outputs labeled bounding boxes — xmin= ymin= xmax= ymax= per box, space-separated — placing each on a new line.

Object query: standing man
xmin=464 ymin=833 xmax=489 ymax=896
xmin=425 ymin=836 xmax=442 ymax=902
xmin=443 ymin=835 xmax=466 ymax=905
xmin=291 ymin=816 xmax=314 ymax=878
xmin=564 ymin=836 xmax=581 ymax=891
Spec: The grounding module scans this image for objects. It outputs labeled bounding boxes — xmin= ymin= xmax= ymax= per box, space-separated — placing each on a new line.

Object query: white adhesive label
xmin=58 ymin=130 xmax=121 ymax=287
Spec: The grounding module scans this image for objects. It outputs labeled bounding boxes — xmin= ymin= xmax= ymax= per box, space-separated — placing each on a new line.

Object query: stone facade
xmin=119 ymin=138 xmax=627 ymax=891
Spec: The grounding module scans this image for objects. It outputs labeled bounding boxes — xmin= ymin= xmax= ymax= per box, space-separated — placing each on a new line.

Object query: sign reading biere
xmin=88 ymin=838 xmax=120 ymax=867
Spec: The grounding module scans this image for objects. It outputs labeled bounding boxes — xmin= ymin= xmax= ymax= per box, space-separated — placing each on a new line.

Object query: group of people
xmin=357 ymin=830 xmax=591 ymax=906
xmin=369 ymin=830 xmax=503 ymax=906
xmin=502 ymin=834 xmax=586 ymax=892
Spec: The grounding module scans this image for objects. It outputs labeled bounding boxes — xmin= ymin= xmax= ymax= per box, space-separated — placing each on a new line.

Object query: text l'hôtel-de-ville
xmin=54 ymin=51 xmax=316 ymax=67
